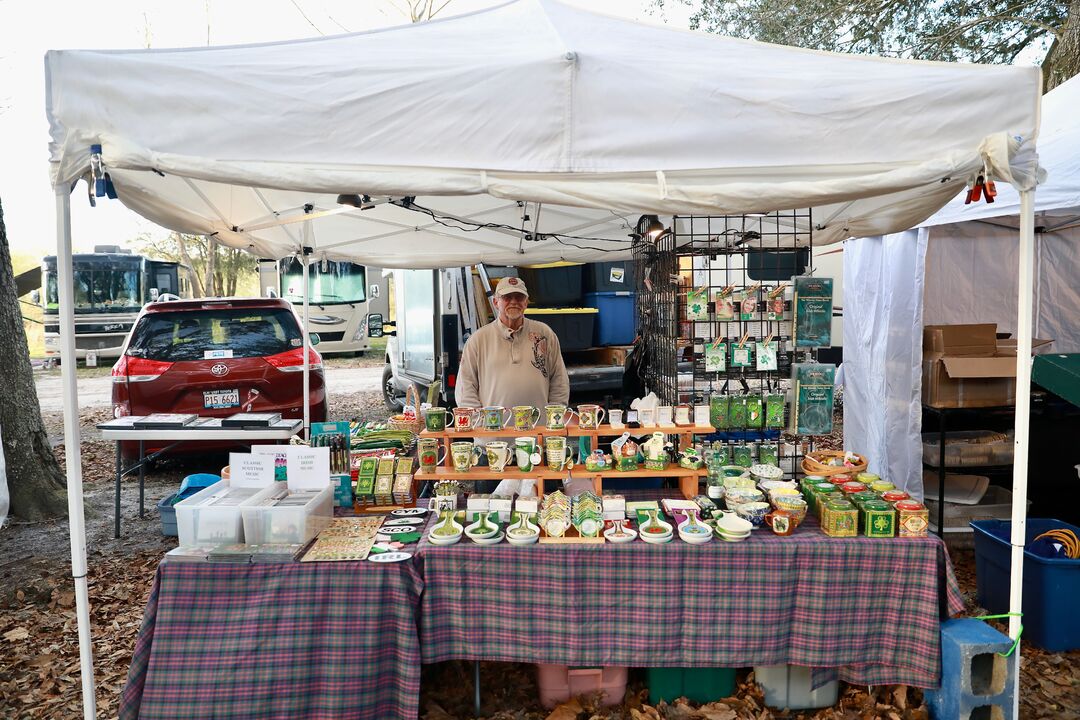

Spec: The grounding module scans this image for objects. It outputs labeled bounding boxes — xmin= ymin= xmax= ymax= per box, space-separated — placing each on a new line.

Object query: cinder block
xmin=926 ymin=619 xmax=1016 ymax=720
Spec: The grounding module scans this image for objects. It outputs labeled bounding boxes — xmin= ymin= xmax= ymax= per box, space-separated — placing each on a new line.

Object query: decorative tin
xmin=840 ymin=481 xmax=867 ymax=495
xmin=896 ymin=500 xmax=929 ymax=537
xmin=861 ymin=501 xmax=896 ymax=537
xmin=821 ymin=500 xmax=858 ymax=537
xmin=882 ymin=490 xmax=910 ymax=504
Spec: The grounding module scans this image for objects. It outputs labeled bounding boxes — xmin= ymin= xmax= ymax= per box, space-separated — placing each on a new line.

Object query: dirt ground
xmin=1 ymin=382 xmax=1077 ymax=719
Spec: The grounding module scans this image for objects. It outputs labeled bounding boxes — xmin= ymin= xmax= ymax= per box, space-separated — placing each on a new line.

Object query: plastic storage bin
xmin=525 ymin=307 xmax=598 ymax=351
xmin=647 ymin=667 xmax=736 ymax=705
xmin=584 ymin=261 xmax=636 ymax=293
xmin=241 ymin=482 xmax=334 ymax=545
xmin=753 ymin=664 xmax=839 ymax=710
xmin=971 ymin=518 xmax=1080 ymax=652
xmin=158 ymin=494 xmax=179 ymax=537
xmin=174 ymin=480 xmax=264 ymax=547
xmin=517 ymin=263 xmax=584 ymax=306
xmin=536 ymin=665 xmax=627 ymax=709
xmin=583 ymin=291 xmax=636 ymax=346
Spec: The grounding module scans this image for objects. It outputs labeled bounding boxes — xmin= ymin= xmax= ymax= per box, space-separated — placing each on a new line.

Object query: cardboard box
xmin=922 ymin=324 xmax=1051 ymax=408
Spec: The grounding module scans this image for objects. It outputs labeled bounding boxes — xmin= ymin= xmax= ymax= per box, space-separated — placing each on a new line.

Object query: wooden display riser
xmin=415 ymin=466 xmax=707 ymax=500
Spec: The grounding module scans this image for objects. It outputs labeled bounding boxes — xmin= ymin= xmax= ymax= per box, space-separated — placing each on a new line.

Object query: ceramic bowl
xmin=750 ymin=464 xmax=785 ymax=482
xmin=734 ymin=501 xmax=771 ymax=528
xmin=725 ymin=488 xmax=765 ymax=510
xmin=714 ymin=511 xmax=754 ymax=534
xmin=721 ymin=465 xmax=751 ymax=479
xmin=759 ymin=479 xmax=797 ymax=494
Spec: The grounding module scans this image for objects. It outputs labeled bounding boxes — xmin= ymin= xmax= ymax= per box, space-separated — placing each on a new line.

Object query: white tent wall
xmin=924 ymin=222 xmax=1080 ymax=353
xmin=842 ymin=230 xmax=928 ymax=500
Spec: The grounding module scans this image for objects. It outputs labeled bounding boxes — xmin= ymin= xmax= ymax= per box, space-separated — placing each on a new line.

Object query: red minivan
xmin=112 ymin=297 xmax=327 ymax=457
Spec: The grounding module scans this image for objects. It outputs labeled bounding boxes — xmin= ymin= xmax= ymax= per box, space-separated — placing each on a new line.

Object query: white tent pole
xmin=55 ymin=186 xmax=97 ymax=719
xmin=302 ymin=220 xmax=311 ymax=440
xmin=1008 ymin=188 xmax=1035 ymax=718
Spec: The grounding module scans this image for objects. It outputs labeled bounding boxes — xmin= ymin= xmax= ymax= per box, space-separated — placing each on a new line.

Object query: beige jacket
xmin=454 ymin=316 xmax=570 ymax=411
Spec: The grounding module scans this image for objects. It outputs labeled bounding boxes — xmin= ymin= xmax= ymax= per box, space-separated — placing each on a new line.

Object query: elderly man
xmin=455 ymin=276 xmax=570 ymax=412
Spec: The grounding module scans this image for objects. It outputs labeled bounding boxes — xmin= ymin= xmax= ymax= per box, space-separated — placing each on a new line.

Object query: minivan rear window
xmin=126 ymin=307 xmax=303 ymax=362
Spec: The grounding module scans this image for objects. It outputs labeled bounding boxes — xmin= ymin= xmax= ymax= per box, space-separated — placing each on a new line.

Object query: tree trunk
xmin=176 ymin=234 xmax=205 ymax=298
xmin=204 ymin=236 xmax=217 ymax=298
xmin=1046 ymin=0 xmax=1080 ymax=90
xmin=0 ymin=198 xmax=67 ymax=521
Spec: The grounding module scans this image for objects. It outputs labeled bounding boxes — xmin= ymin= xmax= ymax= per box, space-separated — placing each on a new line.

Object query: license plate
xmin=204 ymin=389 xmax=240 ymax=409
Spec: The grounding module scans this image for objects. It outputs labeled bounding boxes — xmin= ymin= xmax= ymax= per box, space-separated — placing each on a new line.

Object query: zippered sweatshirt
xmin=454 ymin=316 xmax=570 ymax=413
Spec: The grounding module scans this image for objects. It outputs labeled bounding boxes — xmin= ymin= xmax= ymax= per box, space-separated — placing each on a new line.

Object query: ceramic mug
xmin=577 ymin=404 xmax=606 ymax=429
xmin=765 ymin=509 xmax=797 ymax=536
xmin=453 ymin=407 xmax=480 ymax=431
xmin=609 ymin=409 xmax=624 ymax=427
xmin=418 ymin=438 xmax=447 ymax=473
xmin=674 ymin=404 xmax=692 ymax=426
xmin=482 ymin=406 xmax=510 ymax=430
xmin=450 ymin=441 xmax=483 ymax=472
xmin=544 ymin=435 xmax=573 ymax=470
xmin=423 ymin=407 xmax=448 ymax=432
xmin=544 ymin=404 xmax=574 ymax=429
xmin=515 ymin=437 xmax=541 ymax=472
xmin=486 ymin=441 xmax=511 ymax=472
xmin=657 ymin=405 xmax=674 ymax=426
xmin=512 ymin=405 xmax=540 ymax=431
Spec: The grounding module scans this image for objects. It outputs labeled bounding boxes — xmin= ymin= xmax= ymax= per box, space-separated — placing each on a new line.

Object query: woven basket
xmin=388 ymin=385 xmax=423 ymax=434
xmin=801 ymin=450 xmax=868 ymax=477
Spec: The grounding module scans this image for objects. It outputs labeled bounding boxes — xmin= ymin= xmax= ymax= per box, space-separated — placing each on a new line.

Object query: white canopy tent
xmin=43 ymin=1 xmax=1041 ymax=717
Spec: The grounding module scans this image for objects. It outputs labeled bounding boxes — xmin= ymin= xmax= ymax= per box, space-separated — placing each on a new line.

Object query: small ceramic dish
xmin=470 ymin=531 xmax=505 ymax=546
xmin=506 ymin=531 xmax=539 ymax=546
xmin=604 ymin=524 xmax=638 ymax=543
xmin=679 ymin=527 xmax=712 ymax=544
xmin=721 ymin=465 xmax=751 ymax=479
xmin=750 ymin=464 xmax=785 ymax=481
xmin=464 ymin=519 xmax=499 ymax=540
xmin=427 ymin=532 xmax=462 ymax=546
xmin=640 ymin=530 xmax=673 ymax=544
xmin=714 ymin=511 xmax=754 ymax=534
xmin=734 ymin=501 xmax=771 ymax=528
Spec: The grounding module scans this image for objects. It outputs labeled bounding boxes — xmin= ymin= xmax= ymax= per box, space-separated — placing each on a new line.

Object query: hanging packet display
xmin=793 ymin=276 xmax=834 ymax=348
xmin=755 ymin=340 xmax=778 ymax=371
xmin=792 ymin=363 xmax=836 ymax=435
xmin=704 ymin=341 xmax=727 ymax=373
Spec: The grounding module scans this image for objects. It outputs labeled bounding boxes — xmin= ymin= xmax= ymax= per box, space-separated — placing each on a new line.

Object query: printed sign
xmin=286 ymin=446 xmax=332 ymax=490
xmin=228 ymin=452 xmax=275 ymax=488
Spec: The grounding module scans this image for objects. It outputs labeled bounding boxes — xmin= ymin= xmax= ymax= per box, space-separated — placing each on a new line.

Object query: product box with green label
xmin=793 ymin=276 xmax=833 ymax=348
xmin=791 ymin=363 xmax=835 ymax=435
xmin=312 ymin=421 xmax=352 ymax=507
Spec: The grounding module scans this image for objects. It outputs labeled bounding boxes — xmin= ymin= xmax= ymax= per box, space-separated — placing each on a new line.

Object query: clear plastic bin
xmin=241 ymin=482 xmax=333 ymax=545
xmin=174 ymin=480 xmax=263 ymax=547
xmin=754 ymin=664 xmax=838 ymax=710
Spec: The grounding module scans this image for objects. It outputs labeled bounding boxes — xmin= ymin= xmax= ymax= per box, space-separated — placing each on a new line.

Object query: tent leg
xmin=55 ymin=186 xmax=97 ymax=719
xmin=302 ymin=219 xmax=312 ymax=440
xmin=1009 ymin=189 xmax=1036 ymax=720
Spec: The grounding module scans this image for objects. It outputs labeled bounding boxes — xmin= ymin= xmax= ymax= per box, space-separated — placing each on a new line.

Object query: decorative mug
xmin=515 ymin=437 xmax=540 ymax=472
xmin=512 ymin=405 xmax=540 ymax=431
xmin=486 ymin=441 xmax=511 ymax=472
xmin=608 ymin=409 xmax=624 ymax=427
xmin=482 ymin=406 xmax=510 ymax=430
xmin=418 ymin=438 xmax=446 ymax=473
xmin=544 ymin=404 xmax=574 ymax=429
xmin=450 ymin=441 xmax=483 ymax=472
xmin=765 ymin=509 xmax=797 ymax=536
xmin=657 ymin=405 xmax=674 ymax=426
xmin=423 ymin=407 xmax=447 ymax=432
xmin=577 ymin=404 xmax=606 ymax=429
xmin=674 ymin=404 xmax=692 ymax=426
xmin=544 ymin=435 xmax=571 ymax=470
xmin=453 ymin=407 xmax=480 ymax=431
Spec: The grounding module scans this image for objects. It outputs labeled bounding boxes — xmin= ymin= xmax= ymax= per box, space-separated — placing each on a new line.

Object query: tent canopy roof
xmin=45 ymin=0 xmax=1042 ymax=268
xmin=922 ymin=72 xmax=1080 ymax=231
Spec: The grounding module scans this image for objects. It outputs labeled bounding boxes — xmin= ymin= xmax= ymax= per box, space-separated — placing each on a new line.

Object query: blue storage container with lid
xmin=970 ymin=518 xmax=1080 ymax=652
xmin=583 ymin=291 xmax=636 ymax=346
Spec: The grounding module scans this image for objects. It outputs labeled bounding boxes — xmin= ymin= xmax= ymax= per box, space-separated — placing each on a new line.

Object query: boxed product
xmin=922 ymin=324 xmax=1051 ymax=408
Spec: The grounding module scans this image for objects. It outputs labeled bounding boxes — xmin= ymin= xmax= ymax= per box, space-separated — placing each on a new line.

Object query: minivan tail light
xmin=112 ymin=355 xmax=173 ymax=383
xmin=265 ymin=347 xmax=323 ymax=372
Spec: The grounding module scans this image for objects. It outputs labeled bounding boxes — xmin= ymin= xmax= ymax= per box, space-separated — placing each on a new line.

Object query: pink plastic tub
xmin=536 ymin=664 xmax=628 ymax=709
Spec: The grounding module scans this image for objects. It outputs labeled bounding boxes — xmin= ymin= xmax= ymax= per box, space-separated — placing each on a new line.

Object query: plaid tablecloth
xmin=416 ymin=517 xmax=962 ymax=688
xmin=120 ymin=560 xmax=423 ymax=720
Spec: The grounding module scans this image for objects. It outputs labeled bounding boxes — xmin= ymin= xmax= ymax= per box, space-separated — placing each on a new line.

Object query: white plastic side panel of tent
xmin=843 ymin=230 xmax=927 ymax=499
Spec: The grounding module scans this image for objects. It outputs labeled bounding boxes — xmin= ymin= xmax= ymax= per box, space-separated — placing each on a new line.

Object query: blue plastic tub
xmin=970 ymin=518 xmax=1080 ymax=652
xmin=158 ymin=493 xmax=180 ymax=536
xmin=583 ymin=291 xmax=636 ymax=346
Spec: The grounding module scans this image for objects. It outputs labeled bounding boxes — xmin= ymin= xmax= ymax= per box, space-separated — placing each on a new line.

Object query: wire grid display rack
xmin=635 ymin=210 xmax=826 ymax=479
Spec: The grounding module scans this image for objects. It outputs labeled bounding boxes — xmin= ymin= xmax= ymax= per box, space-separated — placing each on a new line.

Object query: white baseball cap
xmin=494 ymin=276 xmax=529 ymax=297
